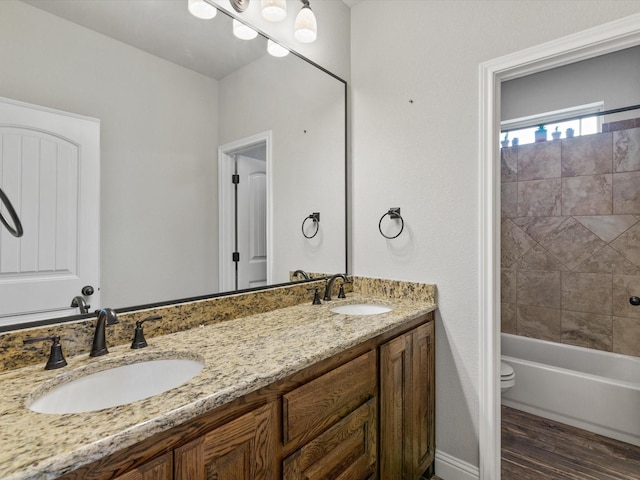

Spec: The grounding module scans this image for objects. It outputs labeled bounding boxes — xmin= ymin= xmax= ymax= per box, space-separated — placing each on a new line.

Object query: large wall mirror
xmin=0 ymin=0 xmax=347 ymax=331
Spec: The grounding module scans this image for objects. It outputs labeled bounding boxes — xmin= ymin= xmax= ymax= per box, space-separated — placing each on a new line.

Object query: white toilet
xmin=501 ymin=361 xmax=515 ymax=395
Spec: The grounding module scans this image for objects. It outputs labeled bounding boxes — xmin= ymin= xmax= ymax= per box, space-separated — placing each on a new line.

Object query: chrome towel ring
xmin=302 ymin=212 xmax=320 ymax=239
xmin=379 ymin=207 xmax=403 ymax=239
xmin=0 ymin=187 xmax=23 ymax=238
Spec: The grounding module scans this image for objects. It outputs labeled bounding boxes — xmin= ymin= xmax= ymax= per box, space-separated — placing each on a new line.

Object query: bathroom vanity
xmin=0 ymin=278 xmax=436 ymax=480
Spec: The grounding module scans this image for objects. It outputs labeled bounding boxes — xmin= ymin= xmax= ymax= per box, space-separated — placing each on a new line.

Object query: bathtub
xmin=501 ymin=332 xmax=640 ymax=447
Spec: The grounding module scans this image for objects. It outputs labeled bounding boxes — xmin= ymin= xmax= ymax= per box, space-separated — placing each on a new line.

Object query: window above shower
xmin=500 ymin=102 xmax=603 ymax=147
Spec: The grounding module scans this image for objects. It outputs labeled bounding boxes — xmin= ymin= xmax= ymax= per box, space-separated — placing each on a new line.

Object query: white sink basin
xmin=330 ymin=304 xmax=393 ymax=315
xmin=28 ymin=358 xmax=204 ymax=414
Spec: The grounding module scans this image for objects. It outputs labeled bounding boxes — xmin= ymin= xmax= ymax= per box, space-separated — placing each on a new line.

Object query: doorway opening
xmin=479 ymin=14 xmax=640 ymax=480
xmin=218 ymin=132 xmax=272 ymax=292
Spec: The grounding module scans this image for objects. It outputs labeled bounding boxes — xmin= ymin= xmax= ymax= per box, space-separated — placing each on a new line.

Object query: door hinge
xmin=232 ymin=252 xmax=240 ymax=262
xmin=232 ymin=174 xmax=240 ymax=184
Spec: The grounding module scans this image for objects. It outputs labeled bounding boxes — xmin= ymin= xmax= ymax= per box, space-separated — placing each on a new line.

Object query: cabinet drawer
xmin=283 ymin=350 xmax=376 ymax=450
xmin=283 ymin=397 xmax=377 ymax=480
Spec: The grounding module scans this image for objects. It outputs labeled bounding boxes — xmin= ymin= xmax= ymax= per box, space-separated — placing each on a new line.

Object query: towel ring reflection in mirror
xmin=379 ymin=207 xmax=404 ymax=239
xmin=0 ymin=187 xmax=24 ymax=238
xmin=302 ymin=212 xmax=320 ymax=239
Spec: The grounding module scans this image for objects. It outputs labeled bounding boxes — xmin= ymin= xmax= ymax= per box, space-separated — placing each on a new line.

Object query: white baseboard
xmin=434 ymin=450 xmax=479 ymax=480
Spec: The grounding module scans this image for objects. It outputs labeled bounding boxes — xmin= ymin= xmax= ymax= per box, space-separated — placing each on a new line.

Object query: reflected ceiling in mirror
xmin=0 ymin=0 xmax=346 ymax=331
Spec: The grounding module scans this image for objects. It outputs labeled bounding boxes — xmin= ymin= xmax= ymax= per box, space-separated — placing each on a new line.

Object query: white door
xmin=237 ymin=154 xmax=267 ymax=289
xmin=0 ymin=97 xmax=100 ymax=326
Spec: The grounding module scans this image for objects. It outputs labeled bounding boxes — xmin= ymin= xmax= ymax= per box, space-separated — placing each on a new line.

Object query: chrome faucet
xmin=90 ymin=308 xmax=119 ymax=357
xmin=70 ymin=295 xmax=90 ymax=314
xmin=323 ymin=273 xmax=350 ymax=301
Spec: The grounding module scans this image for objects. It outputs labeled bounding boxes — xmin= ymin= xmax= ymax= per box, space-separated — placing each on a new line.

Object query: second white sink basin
xmin=28 ymin=358 xmax=204 ymax=414
xmin=330 ymin=304 xmax=393 ymax=315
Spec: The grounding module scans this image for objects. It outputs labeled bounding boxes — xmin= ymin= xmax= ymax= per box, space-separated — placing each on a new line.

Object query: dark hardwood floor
xmin=502 ymin=405 xmax=640 ymax=479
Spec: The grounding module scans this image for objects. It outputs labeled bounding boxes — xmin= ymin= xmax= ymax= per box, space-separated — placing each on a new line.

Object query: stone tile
xmin=612 ymin=275 xmax=640 ymax=319
xmin=604 ymin=119 xmax=637 ymax=133
xmin=501 ymin=147 xmax=517 ymax=183
xmin=613 ymin=316 xmax=640 ymax=357
xmin=561 ymin=174 xmax=612 ymax=216
xmin=613 ymin=128 xmax=640 ymax=172
xmin=512 ymin=216 xmax=569 ymax=242
xmin=561 ymin=132 xmax=612 ymax=177
xmin=501 ymin=182 xmax=518 ymax=218
xmin=517 ymin=270 xmax=561 ymax=309
xmin=517 ymin=141 xmax=561 ymax=181
xmin=516 ymin=244 xmax=568 ymax=271
xmin=517 ymin=178 xmax=562 ymax=217
xmin=613 ymin=171 xmax=640 ymax=214
xmin=611 ymin=222 xmax=640 ymax=268
xmin=517 ymin=305 xmax=562 ymax=342
xmin=561 ymin=311 xmax=612 ymax=351
xmin=539 ymin=218 xmax=606 ymax=270
xmin=574 ymin=245 xmax=640 ymax=275
xmin=501 ymin=268 xmax=516 ymax=303
xmin=501 ymin=220 xmax=536 ymax=268
xmin=501 ymin=302 xmax=517 ymax=334
xmin=561 ymin=272 xmax=612 ymax=315
xmin=574 ymin=215 xmax=638 ymax=243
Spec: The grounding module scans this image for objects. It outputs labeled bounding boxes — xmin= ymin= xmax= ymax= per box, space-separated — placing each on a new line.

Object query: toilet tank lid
xmin=501 ymin=362 xmax=514 ymax=377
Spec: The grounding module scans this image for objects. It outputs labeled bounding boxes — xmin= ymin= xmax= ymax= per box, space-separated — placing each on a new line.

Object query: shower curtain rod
xmin=500 ymin=103 xmax=640 ymax=134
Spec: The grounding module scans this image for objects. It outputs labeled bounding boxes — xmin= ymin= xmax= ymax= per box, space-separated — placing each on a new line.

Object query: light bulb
xmin=188 ymin=0 xmax=217 ymax=19
xmin=261 ymin=0 xmax=287 ymax=22
xmin=267 ymin=39 xmax=289 ymax=57
xmin=294 ymin=5 xmax=317 ymax=43
xmin=233 ymin=19 xmax=258 ymax=40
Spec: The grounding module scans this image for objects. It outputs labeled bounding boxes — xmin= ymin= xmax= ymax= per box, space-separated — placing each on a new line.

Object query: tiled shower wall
xmin=501 ymin=127 xmax=640 ymax=357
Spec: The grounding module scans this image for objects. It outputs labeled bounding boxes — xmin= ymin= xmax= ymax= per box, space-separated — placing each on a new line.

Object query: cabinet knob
xmin=630 ymin=296 xmax=640 ymax=306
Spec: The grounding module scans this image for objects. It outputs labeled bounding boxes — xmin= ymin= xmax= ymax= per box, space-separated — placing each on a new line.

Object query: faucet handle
xmin=131 ymin=315 xmax=162 ymax=349
xmin=23 ymin=335 xmax=67 ymax=370
xmin=306 ymin=287 xmax=322 ymax=305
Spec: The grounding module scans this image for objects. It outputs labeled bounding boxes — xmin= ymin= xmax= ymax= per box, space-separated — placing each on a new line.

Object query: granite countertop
xmin=0 ymin=293 xmax=436 ymax=480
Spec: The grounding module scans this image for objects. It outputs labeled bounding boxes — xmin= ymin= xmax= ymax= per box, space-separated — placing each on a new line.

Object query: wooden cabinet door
xmin=283 ymin=398 xmax=377 ymax=480
xmin=379 ymin=322 xmax=435 ymax=479
xmin=412 ymin=321 xmax=435 ymax=475
xmin=174 ymin=402 xmax=277 ymax=480
xmin=113 ymin=452 xmax=173 ymax=480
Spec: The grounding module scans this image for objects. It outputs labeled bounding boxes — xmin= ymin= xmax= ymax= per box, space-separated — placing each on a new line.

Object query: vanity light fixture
xmin=267 ymin=39 xmax=289 ymax=57
xmin=232 ymin=19 xmax=258 ymax=40
xmin=261 ymin=0 xmax=287 ymax=22
xmin=294 ymin=0 xmax=317 ymax=43
xmin=188 ymin=0 xmax=217 ymax=19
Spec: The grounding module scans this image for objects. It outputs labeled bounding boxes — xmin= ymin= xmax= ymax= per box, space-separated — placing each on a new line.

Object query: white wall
xmin=502 ymin=45 xmax=640 ymax=121
xmin=350 ymin=0 xmax=640 ymax=475
xmin=0 ymin=0 xmax=219 ymax=308
xmin=218 ymin=54 xmax=346 ymax=282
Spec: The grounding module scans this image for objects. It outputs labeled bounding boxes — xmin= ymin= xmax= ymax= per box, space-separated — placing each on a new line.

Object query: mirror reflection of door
xmin=235 ymin=146 xmax=267 ymax=290
xmin=0 ymin=97 xmax=100 ymax=326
